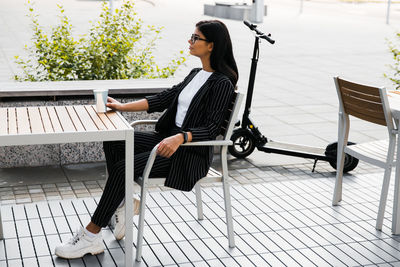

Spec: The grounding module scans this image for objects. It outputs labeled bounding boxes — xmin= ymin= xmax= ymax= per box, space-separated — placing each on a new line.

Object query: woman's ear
xmin=208 ymin=42 xmax=214 ymax=52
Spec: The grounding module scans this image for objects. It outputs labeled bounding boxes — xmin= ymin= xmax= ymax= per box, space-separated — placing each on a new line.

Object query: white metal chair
xmin=131 ymin=92 xmax=243 ymax=261
xmin=333 ymin=76 xmax=397 ymax=230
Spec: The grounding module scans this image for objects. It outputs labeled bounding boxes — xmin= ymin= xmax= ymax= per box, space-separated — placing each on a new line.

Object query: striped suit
xmin=145 ymin=68 xmax=234 ymax=191
xmin=91 ymin=68 xmax=234 ymax=227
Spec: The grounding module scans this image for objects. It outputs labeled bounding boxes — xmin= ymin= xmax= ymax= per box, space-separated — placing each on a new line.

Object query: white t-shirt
xmin=175 ymin=70 xmax=213 ymax=127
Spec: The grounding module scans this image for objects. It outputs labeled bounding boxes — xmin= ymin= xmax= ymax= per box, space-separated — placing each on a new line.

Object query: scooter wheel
xmin=229 ymin=128 xmax=256 ymax=158
xmin=325 ymin=142 xmax=359 ymax=173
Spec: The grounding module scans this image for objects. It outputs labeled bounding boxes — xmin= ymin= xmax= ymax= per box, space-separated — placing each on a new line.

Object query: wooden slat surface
xmin=346 ymin=106 xmax=387 ymax=126
xmin=338 ymin=78 xmax=380 ymax=96
xmin=8 ymin=108 xmax=17 ymax=134
xmin=106 ymin=111 xmax=129 ymax=130
xmin=1 ymin=105 xmax=129 ymax=135
xmin=54 ymin=106 xmax=76 ymax=132
xmin=47 ymin=107 xmax=63 ymax=133
xmin=92 ymin=106 xmax=116 ymax=130
xmin=66 ymin=106 xmax=85 ymax=132
xmin=0 ymin=108 xmax=7 ymax=135
xmin=85 ymin=105 xmax=106 ymax=131
xmin=27 ymin=107 xmax=44 ymax=134
xmin=16 ymin=107 xmax=31 ymax=134
xmin=73 ymin=106 xmax=98 ymax=131
xmin=341 ymin=93 xmax=383 ymax=112
xmin=38 ymin=107 xmax=54 ymax=133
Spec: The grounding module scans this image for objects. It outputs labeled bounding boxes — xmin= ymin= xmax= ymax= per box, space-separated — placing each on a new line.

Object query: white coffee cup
xmin=93 ymin=89 xmax=109 ymax=113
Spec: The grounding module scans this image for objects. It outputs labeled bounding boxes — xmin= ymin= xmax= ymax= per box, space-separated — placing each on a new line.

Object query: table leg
xmin=393 ymin=126 xmax=400 ymax=235
xmin=125 ymin=129 xmax=134 ymax=266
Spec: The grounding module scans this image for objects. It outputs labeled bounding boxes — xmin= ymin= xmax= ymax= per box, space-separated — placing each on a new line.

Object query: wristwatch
xmin=181 ymin=131 xmax=188 ymax=144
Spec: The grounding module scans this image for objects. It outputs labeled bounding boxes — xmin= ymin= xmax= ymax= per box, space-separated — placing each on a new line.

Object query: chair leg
xmin=135 ymin=181 xmax=148 ymax=262
xmin=195 ymin=183 xmax=204 ymax=220
xmin=376 ymin=167 xmax=392 ymax=230
xmin=376 ymin=137 xmax=396 ymax=230
xmin=333 ymin=114 xmax=349 ymax=206
xmin=221 ymin=147 xmax=235 ymax=247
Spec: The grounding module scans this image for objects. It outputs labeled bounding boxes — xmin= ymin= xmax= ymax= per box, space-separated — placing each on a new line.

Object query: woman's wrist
xmin=176 ymin=133 xmax=185 ymax=144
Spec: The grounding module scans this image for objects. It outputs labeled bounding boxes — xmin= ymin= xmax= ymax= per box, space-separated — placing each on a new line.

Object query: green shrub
xmin=14 ymin=0 xmax=186 ymax=81
xmin=385 ymin=34 xmax=400 ymax=89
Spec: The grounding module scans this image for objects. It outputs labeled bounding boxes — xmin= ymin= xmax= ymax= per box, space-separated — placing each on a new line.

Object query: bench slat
xmin=47 ymin=106 xmax=63 ymax=133
xmin=16 ymin=107 xmax=31 ymax=134
xmin=66 ymin=106 xmax=85 ymax=132
xmin=73 ymin=105 xmax=98 ymax=131
xmin=39 ymin=107 xmax=54 ymax=133
xmin=7 ymin=108 xmax=18 ymax=134
xmin=0 ymin=108 xmax=7 ymax=135
xmin=55 ymin=106 xmax=76 ymax=132
xmin=28 ymin=107 xmax=44 ymax=134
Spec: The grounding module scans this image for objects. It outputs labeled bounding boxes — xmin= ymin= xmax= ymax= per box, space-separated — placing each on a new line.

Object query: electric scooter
xmin=228 ymin=21 xmax=359 ymax=173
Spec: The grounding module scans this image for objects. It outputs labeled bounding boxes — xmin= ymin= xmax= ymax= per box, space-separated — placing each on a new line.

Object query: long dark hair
xmin=196 ymin=20 xmax=238 ymax=86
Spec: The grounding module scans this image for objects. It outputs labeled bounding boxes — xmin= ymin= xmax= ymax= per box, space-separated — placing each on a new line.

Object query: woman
xmin=55 ymin=19 xmax=238 ymax=259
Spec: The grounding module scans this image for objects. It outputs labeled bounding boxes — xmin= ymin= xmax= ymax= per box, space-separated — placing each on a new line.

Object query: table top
xmin=0 ymin=105 xmax=131 ymax=136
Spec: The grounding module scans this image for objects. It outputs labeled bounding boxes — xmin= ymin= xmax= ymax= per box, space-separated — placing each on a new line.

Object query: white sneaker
xmin=55 ymin=227 xmax=104 ymax=259
xmin=111 ymin=198 xmax=140 ymax=240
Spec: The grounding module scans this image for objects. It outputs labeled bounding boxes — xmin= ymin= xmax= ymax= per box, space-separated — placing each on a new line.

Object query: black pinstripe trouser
xmin=91 ymin=131 xmax=174 ymax=227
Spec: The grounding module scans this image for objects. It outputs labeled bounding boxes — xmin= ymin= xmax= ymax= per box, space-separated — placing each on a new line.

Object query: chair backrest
xmin=335 ymin=77 xmax=394 ymax=130
xmin=220 ymin=92 xmax=243 ymax=139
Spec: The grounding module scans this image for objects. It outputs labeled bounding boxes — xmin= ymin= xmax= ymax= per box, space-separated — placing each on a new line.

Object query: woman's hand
xmin=106 ymin=97 xmax=123 ymax=111
xmin=157 ymin=134 xmax=184 ymax=158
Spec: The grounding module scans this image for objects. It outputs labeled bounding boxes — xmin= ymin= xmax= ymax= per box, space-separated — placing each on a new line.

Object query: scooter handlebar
xmin=243 ymin=20 xmax=275 ymax=44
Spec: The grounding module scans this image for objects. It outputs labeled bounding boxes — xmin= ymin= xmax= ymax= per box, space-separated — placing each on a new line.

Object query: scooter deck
xmin=259 ymin=141 xmax=328 ymax=160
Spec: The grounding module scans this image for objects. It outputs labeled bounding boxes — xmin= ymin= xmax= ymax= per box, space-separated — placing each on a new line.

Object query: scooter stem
xmin=242 ymin=36 xmax=260 ymax=124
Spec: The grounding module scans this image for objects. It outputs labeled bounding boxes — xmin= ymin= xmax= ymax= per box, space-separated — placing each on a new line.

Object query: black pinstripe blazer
xmin=145 ymin=68 xmax=235 ymax=191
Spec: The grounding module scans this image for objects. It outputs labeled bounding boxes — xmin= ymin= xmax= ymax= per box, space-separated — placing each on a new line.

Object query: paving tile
xmin=360 ymin=241 xmax=399 ymax=262
xmin=176 ymin=240 xmax=203 ymax=262
xmin=323 ymin=244 xmax=360 ymax=266
xmin=163 ymin=242 xmax=190 ymax=264
xmin=311 ymin=247 xmax=347 ymax=267
xmin=273 ymin=251 xmax=303 ymax=267
xmin=335 ymin=243 xmax=373 ymax=266
xmin=5 ymin=239 xmax=20 ymax=260
xmin=297 ymin=248 xmax=331 ymax=266
xmin=148 ymin=243 xmax=175 ymax=266
xmin=219 ymin=257 xmax=241 ymax=267
xmin=260 ymin=252 xmax=286 ymax=267
xmin=7 ymin=259 xmax=23 ymax=267
xmin=345 ymin=243 xmax=386 ymax=265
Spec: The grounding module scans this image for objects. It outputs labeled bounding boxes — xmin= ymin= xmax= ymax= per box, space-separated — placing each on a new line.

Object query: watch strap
xmin=181 ymin=131 xmax=188 ymax=144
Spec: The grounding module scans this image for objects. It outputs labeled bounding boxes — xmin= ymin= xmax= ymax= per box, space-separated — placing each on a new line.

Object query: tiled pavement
xmin=0 ymin=157 xmax=377 ymax=206
xmin=1 ymin=160 xmax=400 ymax=266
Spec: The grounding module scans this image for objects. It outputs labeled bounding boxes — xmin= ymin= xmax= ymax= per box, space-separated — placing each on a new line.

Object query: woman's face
xmin=188 ymin=28 xmax=213 ymax=58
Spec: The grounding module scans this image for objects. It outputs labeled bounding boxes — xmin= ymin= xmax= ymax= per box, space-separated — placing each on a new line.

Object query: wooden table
xmin=0 ymin=105 xmax=135 ymax=266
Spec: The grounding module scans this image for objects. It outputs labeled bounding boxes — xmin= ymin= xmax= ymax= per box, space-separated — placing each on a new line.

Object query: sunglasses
xmin=190 ymin=34 xmax=209 ymax=44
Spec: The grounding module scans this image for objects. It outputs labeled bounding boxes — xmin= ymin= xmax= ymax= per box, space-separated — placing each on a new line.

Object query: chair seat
xmin=142 ymin=167 xmax=223 ymax=186
xmin=345 ymin=139 xmax=397 ymax=168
